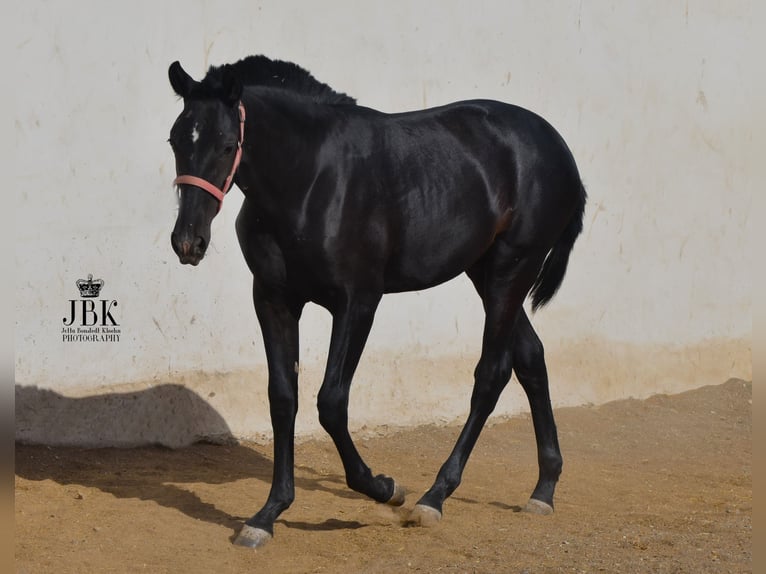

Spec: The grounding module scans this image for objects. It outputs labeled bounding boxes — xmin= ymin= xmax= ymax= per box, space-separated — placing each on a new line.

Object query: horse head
xmin=167 ymin=61 xmax=244 ymax=265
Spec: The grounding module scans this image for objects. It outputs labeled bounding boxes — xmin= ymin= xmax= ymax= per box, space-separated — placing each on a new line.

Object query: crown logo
xmin=76 ymin=274 xmax=104 ymax=298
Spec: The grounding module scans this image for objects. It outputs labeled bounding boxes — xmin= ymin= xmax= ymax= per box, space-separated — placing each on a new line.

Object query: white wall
xmin=13 ymin=1 xmax=755 ymax=446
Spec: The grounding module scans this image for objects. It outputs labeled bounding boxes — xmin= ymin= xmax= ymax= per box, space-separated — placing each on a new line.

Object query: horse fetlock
xmin=370 ymin=473 xmax=402 ymax=502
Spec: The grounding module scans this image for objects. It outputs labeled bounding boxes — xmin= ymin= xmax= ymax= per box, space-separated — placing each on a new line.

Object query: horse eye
xmin=223 ymin=145 xmax=235 ymax=155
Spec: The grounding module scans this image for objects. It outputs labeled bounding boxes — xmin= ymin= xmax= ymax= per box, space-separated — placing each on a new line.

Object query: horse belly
xmin=382 ymin=207 xmax=498 ymax=293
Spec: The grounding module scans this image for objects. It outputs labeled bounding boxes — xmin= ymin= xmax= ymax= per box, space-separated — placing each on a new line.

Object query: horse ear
xmin=221 ymin=65 xmax=243 ymax=105
xmin=168 ymin=61 xmax=195 ymax=98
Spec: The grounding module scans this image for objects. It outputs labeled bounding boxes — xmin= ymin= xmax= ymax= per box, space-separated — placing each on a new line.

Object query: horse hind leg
xmin=406 ymin=244 xmax=547 ymax=526
xmin=512 ymin=308 xmax=562 ymax=515
xmin=406 ymin=332 xmax=515 ymax=527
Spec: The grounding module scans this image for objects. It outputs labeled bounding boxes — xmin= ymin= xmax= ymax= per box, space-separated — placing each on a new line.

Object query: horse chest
xmin=237 ymin=222 xmax=340 ymax=292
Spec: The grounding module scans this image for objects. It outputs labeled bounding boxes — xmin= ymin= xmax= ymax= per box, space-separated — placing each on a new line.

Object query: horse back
xmin=326 ymin=100 xmax=582 ymax=292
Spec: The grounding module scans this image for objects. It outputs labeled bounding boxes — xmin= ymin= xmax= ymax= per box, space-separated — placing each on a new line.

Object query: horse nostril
xmin=193 ymin=236 xmax=207 ymax=254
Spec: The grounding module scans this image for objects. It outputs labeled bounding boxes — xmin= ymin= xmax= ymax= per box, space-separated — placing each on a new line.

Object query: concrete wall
xmin=14 ymin=1 xmax=754 ymax=446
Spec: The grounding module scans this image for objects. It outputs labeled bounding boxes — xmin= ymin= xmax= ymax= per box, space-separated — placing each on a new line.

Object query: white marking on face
xmin=191 ymin=123 xmax=200 ymax=143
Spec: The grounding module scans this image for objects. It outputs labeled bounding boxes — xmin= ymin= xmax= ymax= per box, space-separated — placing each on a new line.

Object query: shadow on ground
xmin=14 ymin=384 xmax=362 ymax=531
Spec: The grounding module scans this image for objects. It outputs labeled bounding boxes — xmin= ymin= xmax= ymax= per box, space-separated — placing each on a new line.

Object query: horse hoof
xmin=387 ymin=481 xmax=406 ymax=506
xmin=233 ymin=525 xmax=272 ymax=548
xmin=523 ymin=498 xmax=554 ymax=515
xmin=404 ymin=504 xmax=442 ymax=527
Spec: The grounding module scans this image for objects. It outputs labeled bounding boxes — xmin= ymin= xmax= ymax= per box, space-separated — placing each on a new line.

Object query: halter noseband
xmin=173 ymin=101 xmax=246 ymax=212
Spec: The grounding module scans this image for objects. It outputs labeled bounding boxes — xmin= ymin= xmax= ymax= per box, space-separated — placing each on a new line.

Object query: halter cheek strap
xmin=173 ymin=101 xmax=246 ymax=212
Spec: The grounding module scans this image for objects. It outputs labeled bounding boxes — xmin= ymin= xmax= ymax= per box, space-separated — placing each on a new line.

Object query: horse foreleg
xmin=234 ymin=292 xmax=301 ymax=548
xmin=317 ymin=292 xmax=405 ymax=507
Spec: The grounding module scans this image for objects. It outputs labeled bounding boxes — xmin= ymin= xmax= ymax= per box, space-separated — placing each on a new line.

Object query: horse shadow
xmin=14 ymin=384 xmax=363 ymax=533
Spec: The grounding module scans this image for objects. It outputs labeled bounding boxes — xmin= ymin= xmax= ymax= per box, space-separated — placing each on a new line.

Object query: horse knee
xmin=268 ymin=381 xmax=298 ymax=419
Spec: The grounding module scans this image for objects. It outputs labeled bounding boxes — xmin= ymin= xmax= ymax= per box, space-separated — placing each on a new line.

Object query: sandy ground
xmin=15 ymin=378 xmax=751 ymax=573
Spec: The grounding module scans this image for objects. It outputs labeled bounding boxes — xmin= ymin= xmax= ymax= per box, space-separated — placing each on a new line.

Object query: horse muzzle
xmin=171 ymin=232 xmax=208 ymax=265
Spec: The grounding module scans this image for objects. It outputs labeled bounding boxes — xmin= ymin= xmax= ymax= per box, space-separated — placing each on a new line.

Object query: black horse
xmin=167 ymin=55 xmax=586 ymax=548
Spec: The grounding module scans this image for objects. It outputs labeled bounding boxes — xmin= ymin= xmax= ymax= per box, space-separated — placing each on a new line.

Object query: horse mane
xmin=202 ymin=55 xmax=356 ymax=105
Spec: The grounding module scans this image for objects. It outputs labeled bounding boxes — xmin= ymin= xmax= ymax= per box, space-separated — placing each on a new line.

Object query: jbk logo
xmin=62 ymin=274 xmax=121 ymax=342
xmin=62 ymin=299 xmax=119 ymax=327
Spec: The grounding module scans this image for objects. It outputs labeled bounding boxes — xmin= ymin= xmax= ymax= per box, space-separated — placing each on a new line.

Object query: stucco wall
xmin=13 ymin=1 xmax=754 ymax=446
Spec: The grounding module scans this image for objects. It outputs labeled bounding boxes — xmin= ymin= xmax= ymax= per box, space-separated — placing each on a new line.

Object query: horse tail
xmin=529 ymin=181 xmax=587 ymax=312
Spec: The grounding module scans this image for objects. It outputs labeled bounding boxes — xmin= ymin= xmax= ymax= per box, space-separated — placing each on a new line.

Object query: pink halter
xmin=173 ymin=101 xmax=246 ymax=212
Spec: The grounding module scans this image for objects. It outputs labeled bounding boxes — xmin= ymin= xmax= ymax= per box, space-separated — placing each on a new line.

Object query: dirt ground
xmin=15 ymin=378 xmax=751 ymax=573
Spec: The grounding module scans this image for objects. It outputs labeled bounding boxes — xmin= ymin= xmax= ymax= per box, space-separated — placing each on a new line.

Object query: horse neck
xmin=238 ymin=90 xmax=327 ymax=206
